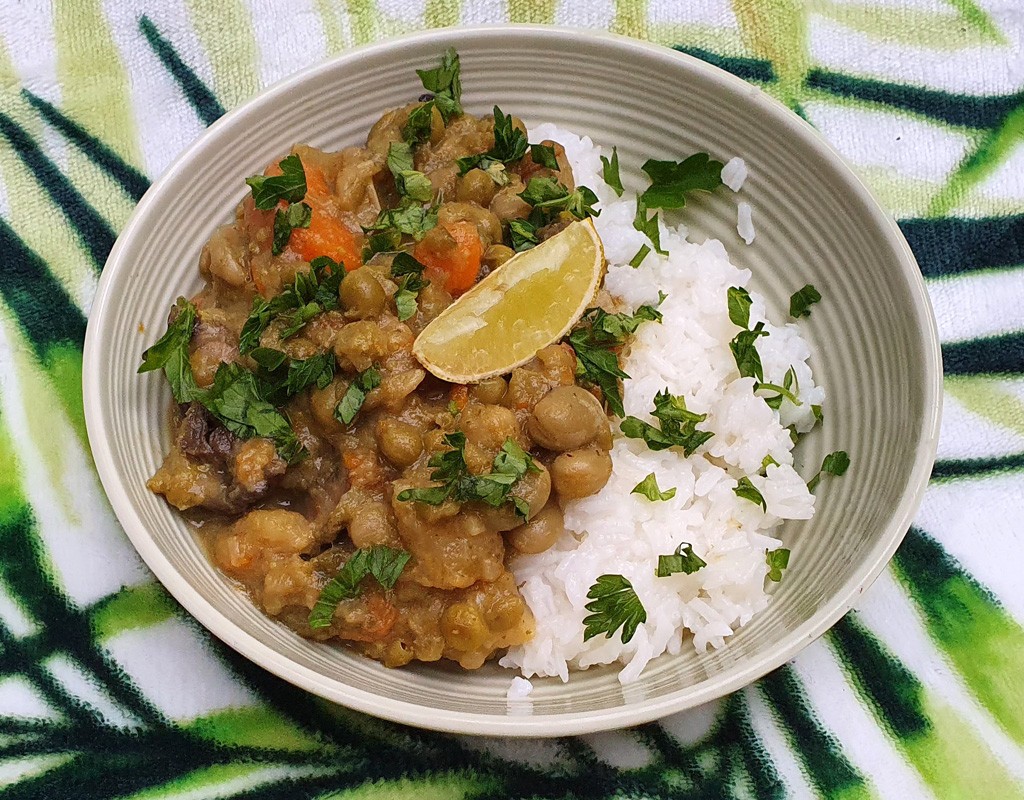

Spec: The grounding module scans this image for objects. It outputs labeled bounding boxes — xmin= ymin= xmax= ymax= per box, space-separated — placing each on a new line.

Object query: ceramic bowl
xmin=83 ymin=26 xmax=942 ymax=737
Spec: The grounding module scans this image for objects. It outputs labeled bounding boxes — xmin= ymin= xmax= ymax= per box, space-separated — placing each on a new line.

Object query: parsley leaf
xmin=238 ymin=258 xmax=344 ymax=353
xmin=415 ymin=47 xmax=462 ymax=123
xmin=387 ymin=142 xmax=433 ymax=203
xmin=727 ymin=286 xmax=753 ymax=329
xmin=366 ymin=204 xmax=438 ymax=239
xmin=633 ymin=199 xmax=667 ymax=255
xmin=656 ymin=543 xmax=706 ymax=577
xmin=629 ymin=244 xmax=651 ymax=268
xmin=245 ymin=153 xmax=307 ymax=210
xmin=620 ymin=389 xmax=713 ymax=455
xmin=762 ymin=454 xmax=780 ymax=470
xmin=396 ymin=434 xmax=538 ymax=517
xmin=807 ymin=450 xmax=850 ymax=492
xmin=530 ymin=143 xmax=559 ymax=170
xmin=632 ymin=472 xmax=676 ymax=501
xmin=200 ymin=362 xmax=305 ymax=462
xmin=391 ymin=252 xmax=429 ymax=321
xmin=520 ymin=177 xmax=600 ymax=220
xmin=583 ymin=574 xmax=647 ymax=644
xmin=508 ymin=218 xmax=539 ymax=252
xmin=730 ymin=321 xmax=768 ymax=381
xmin=402 ymin=101 xmax=435 ymax=146
xmin=566 ymin=304 xmax=663 ymax=417
xmin=272 ymin=201 xmax=311 ymax=255
xmin=334 ymin=366 xmax=382 ymax=425
xmin=138 ymin=297 xmax=201 ymax=403
xmin=733 ymin=476 xmax=766 ymax=510
xmin=600 ymin=146 xmax=624 ymax=196
xmin=812 ymin=404 xmax=823 ymax=423
xmin=456 ymin=107 xmax=531 ymax=176
xmin=790 ymin=284 xmax=822 ymax=318
xmin=308 ymin=545 xmax=411 ymax=628
xmin=766 ymin=548 xmax=791 ymax=582
xmin=250 ymin=348 xmax=335 ymax=405
xmin=639 ymin=153 xmax=724 ymax=209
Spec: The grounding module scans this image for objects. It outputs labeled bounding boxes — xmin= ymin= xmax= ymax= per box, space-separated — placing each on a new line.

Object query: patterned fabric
xmin=0 ymin=1 xmax=1021 ymax=797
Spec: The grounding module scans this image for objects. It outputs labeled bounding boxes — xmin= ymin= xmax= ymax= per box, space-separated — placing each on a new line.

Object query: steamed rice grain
xmin=501 ymin=126 xmax=821 ymax=684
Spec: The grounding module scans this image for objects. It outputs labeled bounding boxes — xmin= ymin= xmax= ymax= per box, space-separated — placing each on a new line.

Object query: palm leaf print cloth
xmin=0 ymin=1 xmax=1022 ymax=797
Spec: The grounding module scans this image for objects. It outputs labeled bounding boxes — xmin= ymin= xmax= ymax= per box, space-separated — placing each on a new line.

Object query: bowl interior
xmin=83 ymin=27 xmax=940 ymax=736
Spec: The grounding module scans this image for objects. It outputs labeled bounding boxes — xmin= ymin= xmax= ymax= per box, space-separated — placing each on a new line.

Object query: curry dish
xmin=143 ymin=52 xmax=617 ymax=670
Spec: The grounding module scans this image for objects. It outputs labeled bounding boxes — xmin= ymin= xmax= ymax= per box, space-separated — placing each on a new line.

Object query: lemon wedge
xmin=413 ymin=219 xmax=605 ymax=383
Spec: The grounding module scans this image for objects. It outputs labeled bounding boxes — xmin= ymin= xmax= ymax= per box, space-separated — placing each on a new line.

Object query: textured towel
xmin=1 ymin=1 xmax=1023 ymax=797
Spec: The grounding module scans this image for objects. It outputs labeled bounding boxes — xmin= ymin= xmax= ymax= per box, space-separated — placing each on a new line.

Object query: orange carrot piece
xmin=414 ymin=220 xmax=483 ymax=295
xmin=449 ymin=384 xmax=469 ymax=411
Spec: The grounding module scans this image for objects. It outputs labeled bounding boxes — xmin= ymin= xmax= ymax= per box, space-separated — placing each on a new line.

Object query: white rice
xmin=721 ymin=156 xmax=748 ymax=192
xmin=503 ymin=126 xmax=823 ymax=684
xmin=737 ymin=201 xmax=756 ymax=245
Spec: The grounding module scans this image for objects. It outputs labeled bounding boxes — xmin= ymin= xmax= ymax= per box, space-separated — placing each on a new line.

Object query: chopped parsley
xmin=456 ymin=106 xmax=529 ymax=175
xmin=200 ymin=362 xmax=305 ymax=463
xmin=757 ymin=366 xmax=801 ymax=409
xmin=633 ymin=199 xmax=667 ymax=255
xmin=238 ymin=256 xmax=344 ymax=353
xmin=245 ymin=153 xmax=307 ymax=209
xmin=138 ymin=297 xmax=201 ymax=404
xmin=727 ymin=286 xmax=753 ymax=329
xmin=790 ymin=284 xmax=822 ymax=318
xmin=566 ymin=304 xmax=663 ymax=417
xmin=390 ymin=252 xmax=430 ymax=321
xmin=629 ymin=244 xmax=651 ymax=268
xmin=762 ymin=454 xmax=780 ymax=470
xmin=402 ymin=101 xmax=434 ymax=146
xmin=396 ymin=433 xmax=539 ymax=518
xmin=807 ymin=450 xmax=851 ymax=492
xmin=812 ymin=404 xmax=823 ymax=423
xmin=508 ymin=218 xmax=539 ymax=252
xmin=272 ymin=200 xmax=311 ymax=255
xmin=308 ymin=545 xmax=411 ymax=628
xmin=600 ymin=146 xmax=624 ymax=196
xmin=656 ymin=543 xmax=707 ymax=577
xmin=631 ymin=472 xmax=676 ymax=502
xmin=766 ymin=548 xmax=791 ymax=582
xmin=334 ymin=366 xmax=382 ymax=425
xmin=583 ymin=574 xmax=647 ymax=644
xmin=640 ymin=153 xmax=724 ymax=209
xmin=733 ymin=476 xmax=766 ymax=510
xmin=387 ymin=142 xmax=433 ymax=203
xmin=520 ymin=177 xmax=599 ymax=221
xmin=730 ymin=322 xmax=768 ymax=381
xmin=620 ymin=389 xmax=713 ymax=455
xmin=250 ymin=348 xmax=334 ymax=406
xmin=414 ymin=47 xmax=462 ymax=123
xmin=530 ymin=143 xmax=559 ymax=170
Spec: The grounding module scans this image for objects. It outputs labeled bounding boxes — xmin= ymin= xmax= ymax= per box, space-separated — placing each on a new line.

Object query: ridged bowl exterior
xmin=82 ymin=26 xmax=942 ymax=737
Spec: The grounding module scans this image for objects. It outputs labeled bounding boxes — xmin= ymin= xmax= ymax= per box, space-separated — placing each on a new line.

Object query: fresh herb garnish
xmin=733 ymin=476 xmax=766 ymax=510
xmin=632 ymin=472 xmax=676 ymax=502
xmin=335 ymin=366 xmax=382 ymax=425
xmin=520 ymin=177 xmax=599 ymax=220
xmin=396 ymin=433 xmax=539 ymax=518
xmin=639 ymin=153 xmax=724 ymax=209
xmin=402 ymin=101 xmax=435 ymax=146
xmin=201 ymin=362 xmax=305 ymax=463
xmin=530 ymin=143 xmax=559 ymax=170
xmin=566 ymin=304 xmax=663 ymax=417
xmin=456 ymin=106 xmax=529 ymax=175
xmin=238 ymin=257 xmax=344 ymax=354
xmin=387 ymin=142 xmax=434 ymax=203
xmin=629 ymin=244 xmax=651 ymax=268
xmin=415 ymin=47 xmax=462 ymax=123
xmin=762 ymin=454 xmax=780 ymax=470
xmin=308 ymin=545 xmax=411 ymax=628
xmin=390 ymin=252 xmax=430 ymax=321
xmin=757 ymin=366 xmax=801 ymax=409
xmin=656 ymin=543 xmax=706 ymax=577
xmin=508 ymin=218 xmax=539 ymax=252
xmin=245 ymin=153 xmax=307 ymax=210
xmin=812 ymin=404 xmax=823 ymax=423
xmin=138 ymin=297 xmax=201 ymax=403
xmin=620 ymin=389 xmax=713 ymax=455
xmin=766 ymin=548 xmax=791 ymax=582
xmin=727 ymin=286 xmax=753 ymax=329
xmin=366 ymin=204 xmax=438 ymax=239
xmin=790 ymin=284 xmax=822 ymax=318
xmin=730 ymin=322 xmax=768 ymax=381
xmin=600 ymin=146 xmax=624 ymax=196
xmin=251 ymin=348 xmax=335 ymax=405
xmin=807 ymin=450 xmax=850 ymax=491
xmin=633 ymin=199 xmax=667 ymax=255
xmin=583 ymin=574 xmax=647 ymax=644
xmin=272 ymin=201 xmax=312 ymax=255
